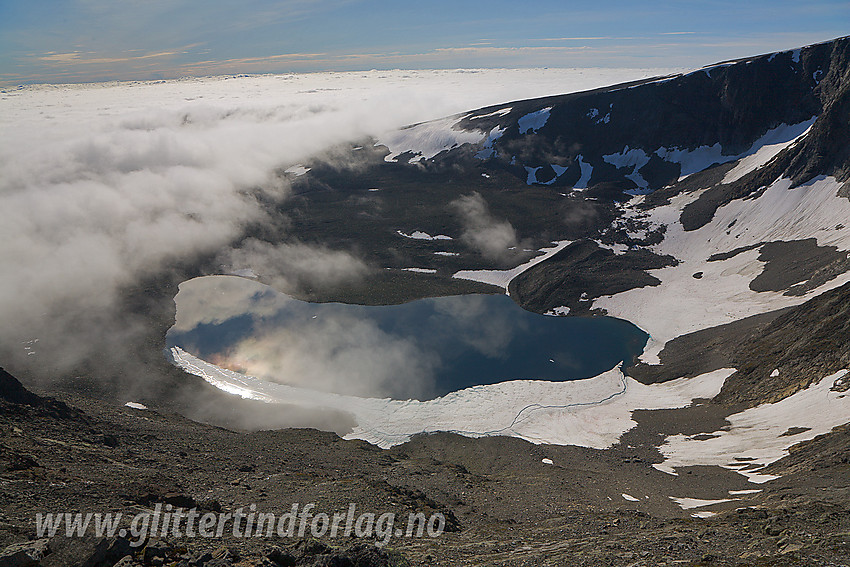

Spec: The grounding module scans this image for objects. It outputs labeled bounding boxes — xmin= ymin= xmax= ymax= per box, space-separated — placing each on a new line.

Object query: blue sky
xmin=1 ymin=0 xmax=847 ymax=84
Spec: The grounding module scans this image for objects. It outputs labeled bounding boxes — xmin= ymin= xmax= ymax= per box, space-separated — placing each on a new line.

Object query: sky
xmin=0 ymin=0 xmax=848 ymax=85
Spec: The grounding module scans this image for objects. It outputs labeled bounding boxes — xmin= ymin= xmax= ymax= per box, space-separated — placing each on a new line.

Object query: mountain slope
xmin=382 ymin=38 xmax=847 ymax=193
xmin=272 ymin=37 xmax=850 ymax=376
xmin=154 ymin=36 xmax=850 ymax=460
xmin=3 ymin=364 xmax=850 ymax=566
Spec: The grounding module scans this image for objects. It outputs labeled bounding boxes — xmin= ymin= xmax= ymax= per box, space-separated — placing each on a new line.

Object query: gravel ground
xmin=2 ymin=368 xmax=849 ymax=566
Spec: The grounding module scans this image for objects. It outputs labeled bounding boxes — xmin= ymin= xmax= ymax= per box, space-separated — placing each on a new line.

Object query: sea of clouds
xmin=0 ymin=67 xmax=675 ymax=402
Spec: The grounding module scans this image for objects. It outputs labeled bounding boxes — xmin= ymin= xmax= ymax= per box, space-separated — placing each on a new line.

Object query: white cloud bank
xmin=0 ymin=68 xmax=672 ymax=385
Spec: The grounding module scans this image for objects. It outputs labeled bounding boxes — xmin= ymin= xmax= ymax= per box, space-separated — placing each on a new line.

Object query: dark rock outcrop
xmin=715 ymin=279 xmax=850 ymax=406
xmin=510 ymin=240 xmax=677 ymax=315
xmin=0 ymin=538 xmax=49 ymax=567
xmin=428 ymin=37 xmax=850 ymax=198
xmin=0 ymin=367 xmax=79 ymax=419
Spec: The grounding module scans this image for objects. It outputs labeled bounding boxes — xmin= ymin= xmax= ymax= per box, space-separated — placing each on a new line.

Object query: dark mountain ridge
xmin=273 ymin=37 xmax=850 ymax=318
xmin=269 ymin=35 xmax=850 ymax=420
xmin=422 ymin=36 xmax=849 ymax=196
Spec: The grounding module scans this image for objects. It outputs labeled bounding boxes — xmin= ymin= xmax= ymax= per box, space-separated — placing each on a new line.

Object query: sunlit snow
xmin=453 ymin=240 xmax=572 ymax=292
xmin=171 ymin=347 xmax=733 ymax=449
xmin=594 ymin=176 xmax=850 ymax=364
xmin=655 ymin=370 xmax=850 ymax=483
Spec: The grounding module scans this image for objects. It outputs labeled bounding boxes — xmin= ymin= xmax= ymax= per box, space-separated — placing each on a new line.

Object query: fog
xmin=220 ymin=239 xmax=371 ymax=294
xmin=0 ymin=67 xmax=670 ymax=408
xmin=451 ymin=192 xmax=522 ymax=263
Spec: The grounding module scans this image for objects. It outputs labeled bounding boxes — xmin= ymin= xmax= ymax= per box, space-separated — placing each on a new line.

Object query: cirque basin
xmin=167 ymin=275 xmax=648 ymax=401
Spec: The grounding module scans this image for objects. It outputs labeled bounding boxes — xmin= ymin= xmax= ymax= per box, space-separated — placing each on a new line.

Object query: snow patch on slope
xmin=722 ymin=118 xmax=816 ymax=184
xmin=604 ymin=146 xmax=650 ymax=190
xmin=525 ymin=166 xmax=543 ymax=185
xmin=574 ymin=155 xmax=593 ymax=189
xmin=453 ymin=240 xmax=572 ymax=292
xmin=468 ymin=107 xmax=512 ymax=120
xmin=524 ymin=163 xmax=572 ymax=186
xmin=656 ymin=143 xmax=726 ymax=181
xmin=656 ymin=118 xmax=816 ymax=182
xmin=397 ymin=230 xmax=452 ymax=241
xmin=518 ymin=107 xmax=552 ymax=134
xmin=587 ymin=105 xmax=612 ymax=124
xmin=380 ymin=117 xmax=489 ymax=163
xmin=171 ymin=346 xmax=734 ymax=449
xmin=474 ymin=126 xmax=506 ymax=160
xmin=655 ymin=370 xmax=850 ymax=483
xmin=670 ymin=497 xmax=736 ymax=510
xmin=593 ymin=176 xmax=850 ymax=364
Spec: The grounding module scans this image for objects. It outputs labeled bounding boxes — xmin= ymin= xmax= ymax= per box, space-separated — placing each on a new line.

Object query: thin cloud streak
xmin=37 ymin=49 xmax=191 ymax=65
xmin=2 ymin=0 xmax=846 ymax=84
xmin=537 ymin=37 xmax=618 ymax=41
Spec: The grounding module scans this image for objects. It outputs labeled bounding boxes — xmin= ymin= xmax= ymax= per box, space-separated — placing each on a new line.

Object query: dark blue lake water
xmin=167 ymin=276 xmax=647 ymax=401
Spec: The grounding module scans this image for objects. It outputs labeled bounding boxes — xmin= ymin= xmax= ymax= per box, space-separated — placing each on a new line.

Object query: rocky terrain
xmin=3 ymin=36 xmax=850 ymax=566
xmin=2 ymin=359 xmax=850 ymax=566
